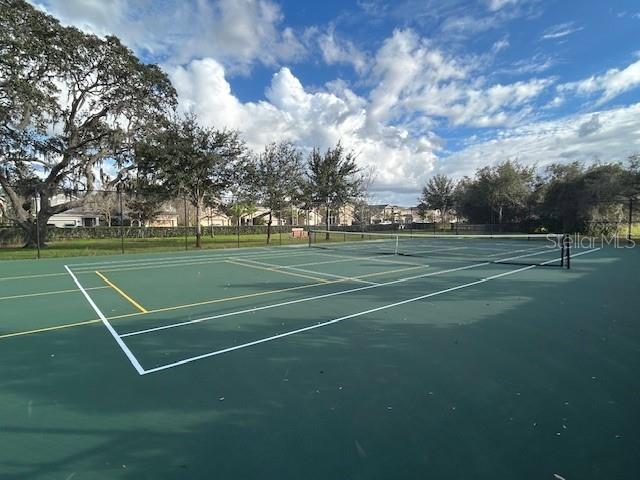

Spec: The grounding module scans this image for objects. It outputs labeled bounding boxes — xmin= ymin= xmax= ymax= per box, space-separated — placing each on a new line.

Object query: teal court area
xmin=0 ymin=236 xmax=639 ymax=479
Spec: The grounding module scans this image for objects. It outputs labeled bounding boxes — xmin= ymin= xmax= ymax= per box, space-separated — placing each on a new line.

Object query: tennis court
xmin=1 ymin=233 xmax=639 ymax=479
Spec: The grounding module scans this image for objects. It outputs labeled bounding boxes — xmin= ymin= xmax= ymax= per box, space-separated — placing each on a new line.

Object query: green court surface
xmin=1 ymin=239 xmax=639 ymax=479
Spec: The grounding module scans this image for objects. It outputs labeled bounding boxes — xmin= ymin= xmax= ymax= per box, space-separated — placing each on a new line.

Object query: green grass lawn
xmin=0 ymin=233 xmax=309 ymax=260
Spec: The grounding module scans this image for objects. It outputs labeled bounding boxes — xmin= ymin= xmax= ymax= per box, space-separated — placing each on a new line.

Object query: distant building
xmin=45 ymin=194 xmax=100 ymax=227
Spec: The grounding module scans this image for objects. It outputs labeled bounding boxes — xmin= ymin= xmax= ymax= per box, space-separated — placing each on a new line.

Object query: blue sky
xmin=33 ymin=0 xmax=640 ymax=205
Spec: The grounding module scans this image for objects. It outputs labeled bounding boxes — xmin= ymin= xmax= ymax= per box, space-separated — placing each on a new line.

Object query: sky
xmin=32 ymin=0 xmax=640 ymax=206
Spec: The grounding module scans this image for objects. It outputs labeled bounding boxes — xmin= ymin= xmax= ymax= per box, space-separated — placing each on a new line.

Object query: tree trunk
xmin=267 ymin=211 xmax=272 ymax=244
xmin=22 ymin=215 xmax=49 ymax=248
xmin=195 ymin=197 xmax=202 ymax=248
xmin=325 ymin=203 xmax=330 ymax=240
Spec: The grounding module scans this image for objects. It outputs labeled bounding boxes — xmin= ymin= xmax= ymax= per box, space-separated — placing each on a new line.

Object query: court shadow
xmin=0 ymin=248 xmax=638 ymax=479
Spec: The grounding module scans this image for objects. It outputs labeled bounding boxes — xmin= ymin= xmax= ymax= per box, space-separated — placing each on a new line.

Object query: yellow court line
xmin=0 ymin=262 xmax=429 ymax=340
xmin=0 ymin=286 xmax=109 ymax=302
xmin=238 ymin=257 xmax=377 ymax=285
xmin=107 ymin=262 xmax=427 ymax=320
xmin=227 ymin=259 xmax=332 ymax=284
xmin=0 ymin=319 xmax=102 ymax=340
xmin=95 ymin=271 xmax=148 ymax=313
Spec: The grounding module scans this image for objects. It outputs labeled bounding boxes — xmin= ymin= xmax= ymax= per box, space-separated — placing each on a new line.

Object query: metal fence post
xmin=34 ymin=191 xmax=41 ymax=259
xmin=184 ymin=196 xmax=188 ymax=251
xmin=629 ymin=197 xmax=633 ymax=243
xmin=118 ymin=188 xmax=125 ymax=254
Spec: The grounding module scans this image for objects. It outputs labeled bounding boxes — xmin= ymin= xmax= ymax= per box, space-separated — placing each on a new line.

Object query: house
xmin=45 ymin=194 xmax=101 ymax=227
xmin=147 ymin=212 xmax=179 ymax=227
xmin=367 ymin=204 xmax=444 ymax=225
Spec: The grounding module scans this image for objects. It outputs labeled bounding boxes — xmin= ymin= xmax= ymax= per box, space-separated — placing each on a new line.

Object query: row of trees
xmin=420 ymin=158 xmax=640 ymax=233
xmin=0 ymin=1 xmax=364 ymax=248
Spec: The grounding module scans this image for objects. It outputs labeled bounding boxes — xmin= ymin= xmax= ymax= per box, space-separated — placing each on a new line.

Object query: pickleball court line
xmin=64 ymin=265 xmax=145 ymax=375
xmin=139 ymin=248 xmax=600 ymax=375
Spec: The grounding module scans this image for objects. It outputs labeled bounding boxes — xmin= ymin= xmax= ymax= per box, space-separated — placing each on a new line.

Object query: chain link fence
xmin=2 ymin=186 xmax=638 ymax=259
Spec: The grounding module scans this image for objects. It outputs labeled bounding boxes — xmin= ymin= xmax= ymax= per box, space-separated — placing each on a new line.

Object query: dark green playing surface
xmin=0 ymin=242 xmax=638 ymax=479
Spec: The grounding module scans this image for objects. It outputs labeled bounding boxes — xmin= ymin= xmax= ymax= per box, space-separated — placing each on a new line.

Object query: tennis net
xmin=309 ymin=230 xmax=571 ymax=268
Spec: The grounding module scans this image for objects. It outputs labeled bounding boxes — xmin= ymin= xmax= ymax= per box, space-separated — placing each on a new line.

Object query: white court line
xmin=236 ymin=257 xmax=381 ymax=286
xmin=67 ymin=243 xmax=316 ymax=270
xmin=64 ymin=265 xmax=145 ymax=375
xmin=69 ymin=248 xmax=306 ymax=270
xmin=399 ymin=245 xmax=469 ymax=256
xmin=120 ymin=263 xmax=476 ymax=339
xmin=317 ymin=251 xmax=421 ymax=266
xmin=121 ymin=247 xmax=559 ymax=338
xmin=141 ymin=247 xmax=601 ymax=375
xmin=65 ymin=246 xmax=276 ymax=267
xmin=485 ymin=245 xmax=550 ymax=257
xmin=70 ymin=249 xmax=316 ymax=274
xmin=261 ymin=254 xmax=409 ymax=269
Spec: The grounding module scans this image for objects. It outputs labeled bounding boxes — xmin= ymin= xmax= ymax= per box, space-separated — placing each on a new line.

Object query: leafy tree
xmin=352 ymin=165 xmax=377 ymax=230
xmin=306 ymin=142 xmax=361 ymax=238
xmin=252 ymin=141 xmax=304 ymax=243
xmin=416 ymin=202 xmax=429 ymax=222
xmin=0 ymin=0 xmax=176 ymax=246
xmin=137 ymin=115 xmax=246 ymax=247
xmin=420 ymin=174 xmax=456 ymax=229
xmin=539 ymin=162 xmax=634 ymax=234
xmin=456 ymin=160 xmax=534 ymax=225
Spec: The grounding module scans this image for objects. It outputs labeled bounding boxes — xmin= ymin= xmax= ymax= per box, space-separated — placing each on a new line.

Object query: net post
xmin=562 ymin=234 xmax=571 ymax=269
xmin=394 ymin=234 xmax=399 ymax=255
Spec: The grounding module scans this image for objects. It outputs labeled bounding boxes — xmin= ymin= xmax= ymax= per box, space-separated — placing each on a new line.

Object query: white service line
xmin=70 ymin=248 xmax=314 ymax=274
xmin=235 ymin=257 xmax=381 ymax=286
xmin=484 ymin=245 xmax=550 ymax=257
xmin=64 ymin=265 xmax=145 ymax=375
xmin=399 ymin=245 xmax=469 ymax=255
xmin=258 ymin=254 xmax=407 ymax=269
xmin=66 ymin=250 xmax=264 ymax=267
xmin=121 ymin=247 xmax=558 ymax=339
xmin=120 ymin=262 xmax=480 ymax=338
xmin=141 ymin=247 xmax=601 ymax=375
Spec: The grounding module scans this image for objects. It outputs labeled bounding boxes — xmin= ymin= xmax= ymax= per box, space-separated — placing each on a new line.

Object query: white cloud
xmin=367 ymin=29 xmax=552 ymax=128
xmin=32 ymin=0 xmax=305 ymax=73
xmin=439 ymin=103 xmax=640 ymax=178
xmin=492 ymin=37 xmax=510 ymax=53
xmin=558 ymin=59 xmax=640 ymax=105
xmin=167 ymin=58 xmax=438 ymax=198
xmin=440 ymin=14 xmax=500 ymax=34
xmin=316 ymin=26 xmax=369 ymax=74
xmin=485 ymin=0 xmax=520 ymax=12
xmin=497 ymin=54 xmax=555 ymax=75
xmin=541 ymin=22 xmax=583 ymax=40
xmin=577 ymin=114 xmax=601 ymax=137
